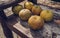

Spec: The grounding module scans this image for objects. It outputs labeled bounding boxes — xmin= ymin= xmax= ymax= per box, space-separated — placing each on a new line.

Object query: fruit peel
xmin=12 ymin=5 xmax=23 ymax=15
xmin=32 ymin=5 xmax=42 ymax=15
xmin=19 ymin=9 xmax=32 ymax=20
xmin=28 ymin=15 xmax=44 ymax=30
xmin=40 ymin=10 xmax=53 ymax=21
xmin=24 ymin=2 xmax=34 ymax=10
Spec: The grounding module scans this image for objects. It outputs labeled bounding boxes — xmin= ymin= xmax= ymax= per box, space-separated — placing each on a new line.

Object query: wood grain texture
xmin=37 ymin=0 xmax=60 ymax=9
xmin=0 ymin=0 xmax=24 ymax=10
xmin=0 ymin=0 xmax=60 ymax=38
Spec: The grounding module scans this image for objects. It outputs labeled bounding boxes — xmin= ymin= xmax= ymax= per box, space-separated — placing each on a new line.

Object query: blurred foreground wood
xmin=0 ymin=16 xmax=21 ymax=38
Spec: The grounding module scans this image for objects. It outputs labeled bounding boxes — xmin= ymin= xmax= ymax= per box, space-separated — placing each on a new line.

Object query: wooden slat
xmin=0 ymin=0 xmax=24 ymax=10
xmin=37 ymin=0 xmax=60 ymax=9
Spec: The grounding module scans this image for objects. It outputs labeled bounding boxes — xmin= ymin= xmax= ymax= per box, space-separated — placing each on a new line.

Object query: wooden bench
xmin=0 ymin=0 xmax=60 ymax=38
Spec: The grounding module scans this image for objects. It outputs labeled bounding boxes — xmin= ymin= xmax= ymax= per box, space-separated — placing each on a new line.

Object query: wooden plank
xmin=0 ymin=0 xmax=24 ymax=10
xmin=12 ymin=31 xmax=21 ymax=38
xmin=37 ymin=0 xmax=60 ymax=9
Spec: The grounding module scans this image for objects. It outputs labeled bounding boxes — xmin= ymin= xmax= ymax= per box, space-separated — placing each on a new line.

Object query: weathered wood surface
xmin=0 ymin=0 xmax=60 ymax=38
xmin=3 ymin=0 xmax=60 ymax=38
xmin=37 ymin=0 xmax=60 ymax=9
xmin=0 ymin=0 xmax=24 ymax=10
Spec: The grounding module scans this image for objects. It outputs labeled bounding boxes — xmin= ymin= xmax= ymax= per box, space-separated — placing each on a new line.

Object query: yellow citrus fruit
xmin=24 ymin=2 xmax=34 ymax=10
xmin=32 ymin=5 xmax=42 ymax=15
xmin=28 ymin=15 xmax=44 ymax=30
xmin=12 ymin=5 xmax=23 ymax=15
xmin=19 ymin=9 xmax=32 ymax=20
xmin=40 ymin=10 xmax=53 ymax=21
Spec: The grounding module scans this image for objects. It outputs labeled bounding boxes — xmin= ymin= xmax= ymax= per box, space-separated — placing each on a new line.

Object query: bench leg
xmin=0 ymin=10 xmax=7 ymax=20
xmin=0 ymin=10 xmax=13 ymax=38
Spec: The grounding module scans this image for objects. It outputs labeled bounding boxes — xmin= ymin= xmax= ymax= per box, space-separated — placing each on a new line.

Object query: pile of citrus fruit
xmin=12 ymin=2 xmax=53 ymax=30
